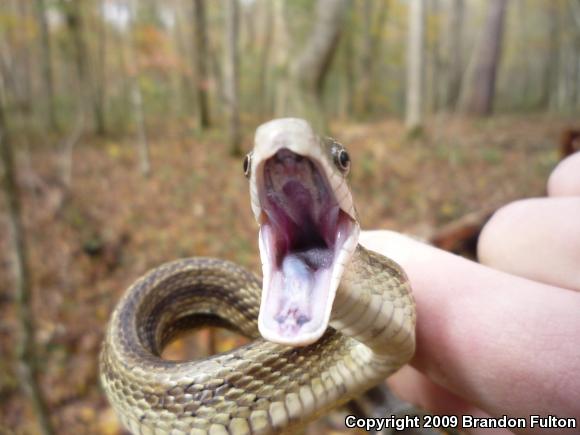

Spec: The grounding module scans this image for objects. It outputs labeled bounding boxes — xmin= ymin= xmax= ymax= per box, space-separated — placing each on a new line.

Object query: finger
xmin=548 ymin=152 xmax=580 ymax=197
xmin=360 ymin=231 xmax=580 ymax=430
xmin=388 ymin=365 xmax=512 ymax=435
xmin=477 ymin=197 xmax=580 ymax=291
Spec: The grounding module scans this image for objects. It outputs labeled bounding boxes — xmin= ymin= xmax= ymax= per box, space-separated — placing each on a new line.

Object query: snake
xmin=100 ymin=118 xmax=416 ymax=434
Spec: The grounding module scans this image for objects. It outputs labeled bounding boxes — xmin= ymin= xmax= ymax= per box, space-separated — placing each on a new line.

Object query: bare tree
xmin=62 ymin=1 xmax=89 ymax=109
xmin=291 ymin=0 xmax=349 ymax=131
xmin=405 ymin=0 xmax=426 ymax=131
xmin=445 ymin=0 xmax=464 ymax=110
xmin=127 ymin=0 xmax=151 ymax=176
xmin=224 ymin=0 xmax=242 ymax=155
xmin=569 ymin=0 xmax=580 ymax=110
xmin=192 ymin=0 xmax=211 ymax=129
xmin=0 ymin=95 xmax=55 ymax=435
xmin=14 ymin=1 xmax=33 ymax=116
xmin=257 ymin=0 xmax=274 ymax=117
xmin=140 ymin=0 xmax=162 ymax=25
xmin=59 ymin=112 xmax=85 ymax=188
xmin=61 ymin=0 xmax=106 ymax=135
xmin=272 ymin=0 xmax=291 ymax=117
xmin=92 ymin=0 xmax=107 ymax=136
xmin=427 ymin=0 xmax=443 ymax=113
xmin=356 ymin=0 xmax=389 ymax=115
xmin=460 ymin=0 xmax=508 ymax=116
xmin=541 ymin=3 xmax=577 ymax=112
xmin=339 ymin=12 xmax=355 ymax=119
xmin=57 ymin=0 xmax=88 ymax=187
xmin=34 ymin=0 xmax=58 ymax=130
xmin=171 ymin=2 xmax=190 ymax=116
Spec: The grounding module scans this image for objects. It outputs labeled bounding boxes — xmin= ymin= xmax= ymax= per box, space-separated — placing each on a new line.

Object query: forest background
xmin=1 ymin=0 xmax=579 ymax=433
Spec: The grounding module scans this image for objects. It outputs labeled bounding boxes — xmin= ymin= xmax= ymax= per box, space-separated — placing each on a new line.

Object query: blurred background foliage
xmin=0 ymin=0 xmax=579 ymax=434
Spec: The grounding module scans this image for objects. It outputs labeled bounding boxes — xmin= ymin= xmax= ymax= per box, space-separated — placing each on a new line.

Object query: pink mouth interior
xmin=258 ymin=149 xmax=354 ymax=344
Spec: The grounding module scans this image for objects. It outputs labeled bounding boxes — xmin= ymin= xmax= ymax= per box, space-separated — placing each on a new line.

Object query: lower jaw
xmin=257 ymin=214 xmax=358 ymax=346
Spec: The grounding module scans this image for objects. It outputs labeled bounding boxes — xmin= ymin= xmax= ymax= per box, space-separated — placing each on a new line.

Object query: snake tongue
xmin=258 ymin=225 xmax=331 ymax=345
xmin=258 ymin=211 xmax=355 ymax=346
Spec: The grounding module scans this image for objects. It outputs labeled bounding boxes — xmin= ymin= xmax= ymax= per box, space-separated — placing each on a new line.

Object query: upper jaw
xmin=250 ymin=118 xmax=320 ymax=222
xmin=250 ymin=118 xmax=357 ymax=224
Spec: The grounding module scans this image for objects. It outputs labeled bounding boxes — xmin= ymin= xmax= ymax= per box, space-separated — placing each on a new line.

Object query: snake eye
xmin=334 ymin=148 xmax=351 ymax=174
xmin=338 ymin=150 xmax=350 ymax=169
xmin=243 ymin=153 xmax=252 ymax=178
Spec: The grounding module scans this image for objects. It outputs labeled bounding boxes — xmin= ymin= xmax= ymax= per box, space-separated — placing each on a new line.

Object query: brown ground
xmin=0 ymin=114 xmax=573 ymax=434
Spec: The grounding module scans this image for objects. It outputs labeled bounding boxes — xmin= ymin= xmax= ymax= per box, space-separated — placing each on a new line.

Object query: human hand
xmin=359 ymin=152 xmax=580 ymax=434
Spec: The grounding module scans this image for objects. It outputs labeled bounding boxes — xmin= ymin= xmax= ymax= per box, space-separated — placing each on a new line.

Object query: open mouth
xmin=257 ymin=148 xmax=358 ymax=345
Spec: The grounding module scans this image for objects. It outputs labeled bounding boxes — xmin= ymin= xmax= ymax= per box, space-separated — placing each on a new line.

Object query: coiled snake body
xmin=100 ymin=119 xmax=416 ymax=434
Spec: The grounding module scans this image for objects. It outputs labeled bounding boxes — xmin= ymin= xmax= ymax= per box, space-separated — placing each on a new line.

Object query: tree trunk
xmin=445 ymin=0 xmax=464 ymax=110
xmin=427 ymin=0 xmax=443 ymax=113
xmin=356 ymin=0 xmax=389 ymax=115
xmin=357 ymin=0 xmax=374 ymax=116
xmin=460 ymin=0 xmax=508 ymax=116
xmin=0 ymin=94 xmax=55 ymax=435
xmin=405 ymin=0 xmax=426 ymax=131
xmin=92 ymin=1 xmax=107 ymax=135
xmin=60 ymin=0 xmax=90 ymax=187
xmin=272 ymin=0 xmax=291 ymax=117
xmin=63 ymin=1 xmax=88 ymax=95
xmin=14 ymin=1 xmax=33 ymax=115
xmin=172 ymin=3 xmax=193 ymax=116
xmin=291 ymin=0 xmax=349 ymax=132
xmin=192 ymin=0 xmax=211 ymax=129
xmin=563 ymin=40 xmax=579 ymax=112
xmin=127 ymin=0 xmax=151 ymax=176
xmin=339 ymin=14 xmax=355 ymax=119
xmin=34 ymin=0 xmax=58 ymax=130
xmin=224 ymin=0 xmax=242 ymax=156
xmin=570 ymin=0 xmax=580 ymax=110
xmin=257 ymin=0 xmax=274 ymax=118
xmin=62 ymin=0 xmax=106 ymax=135
xmin=140 ymin=0 xmax=162 ymax=26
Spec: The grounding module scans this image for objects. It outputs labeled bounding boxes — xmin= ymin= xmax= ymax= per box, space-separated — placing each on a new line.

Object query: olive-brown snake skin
xmin=100 ymin=118 xmax=416 ymax=434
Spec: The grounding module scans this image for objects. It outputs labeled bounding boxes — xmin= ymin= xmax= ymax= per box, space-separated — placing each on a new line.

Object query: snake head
xmin=248 ymin=118 xmax=360 ymax=346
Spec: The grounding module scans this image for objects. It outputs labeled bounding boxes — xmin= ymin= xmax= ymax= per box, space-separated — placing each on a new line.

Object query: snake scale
xmin=100 ymin=118 xmax=416 ymax=434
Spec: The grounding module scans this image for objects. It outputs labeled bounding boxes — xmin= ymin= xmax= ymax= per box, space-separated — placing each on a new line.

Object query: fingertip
xmin=477 ymin=199 xmax=527 ymax=267
xmin=547 ymin=152 xmax=580 ymax=197
xmin=477 ymin=197 xmax=580 ymax=290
